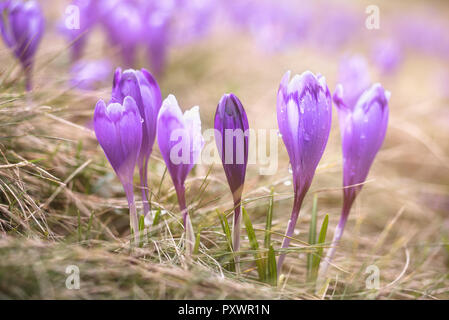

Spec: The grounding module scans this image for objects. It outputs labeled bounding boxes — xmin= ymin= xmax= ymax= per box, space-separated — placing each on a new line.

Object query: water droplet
xmin=288 ymin=163 xmax=293 ymax=174
xmin=284 ymin=180 xmax=292 ymax=186
xmin=303 ymin=132 xmax=311 ymax=142
xmin=294 ymin=229 xmax=300 ymax=236
xmin=278 ymin=131 xmax=283 ymax=138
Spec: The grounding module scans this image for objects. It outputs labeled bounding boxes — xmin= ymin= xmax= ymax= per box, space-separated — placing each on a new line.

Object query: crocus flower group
xmin=0 ymin=0 xmax=44 ymax=91
xmin=94 ymin=67 xmax=161 ymax=243
xmin=93 ymin=61 xmax=389 ymax=275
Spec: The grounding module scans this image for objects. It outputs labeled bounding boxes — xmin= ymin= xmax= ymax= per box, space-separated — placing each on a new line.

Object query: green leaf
xmin=312 ymin=214 xmax=329 ymax=279
xmin=307 ymin=194 xmax=318 ymax=281
xmin=217 ymin=210 xmax=235 ymax=272
xmin=267 ymin=245 xmax=277 ymax=286
xmin=152 ymin=208 xmax=161 ymax=226
xmin=264 ymin=188 xmax=274 ymax=250
xmin=193 ymin=228 xmax=201 ymax=255
xmin=242 ymin=206 xmax=265 ymax=281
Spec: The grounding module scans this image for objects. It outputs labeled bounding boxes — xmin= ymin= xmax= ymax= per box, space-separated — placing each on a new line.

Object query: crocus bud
xmin=214 ymin=93 xmax=249 ymax=261
xmin=318 ymin=83 xmax=389 ymax=280
xmin=276 ymin=70 xmax=332 ymax=272
xmin=157 ymin=94 xmax=204 ymax=254
xmin=111 ymin=68 xmax=162 ymax=217
xmin=94 ymin=96 xmax=142 ymax=243
xmin=102 ymin=1 xmax=143 ymax=67
xmin=0 ymin=0 xmax=45 ymax=91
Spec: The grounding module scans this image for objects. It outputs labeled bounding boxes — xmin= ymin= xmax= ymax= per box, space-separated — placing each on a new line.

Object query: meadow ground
xmin=0 ymin=1 xmax=448 ymax=299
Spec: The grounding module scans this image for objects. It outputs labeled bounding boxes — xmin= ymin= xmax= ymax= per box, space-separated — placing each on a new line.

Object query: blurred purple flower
xmin=394 ymin=13 xmax=449 ymax=59
xmin=94 ymin=96 xmax=143 ymax=243
xmin=102 ymin=0 xmax=143 ymax=67
xmin=70 ymin=59 xmax=111 ymax=90
xmin=310 ymin=6 xmax=360 ymax=51
xmin=276 ymin=70 xmax=332 ymax=272
xmin=319 ymin=81 xmax=389 ymax=279
xmin=371 ymin=39 xmax=402 ymax=75
xmin=337 ymin=55 xmax=371 ymax=110
xmin=60 ymin=0 xmax=99 ymax=62
xmin=254 ymin=3 xmax=310 ymax=52
xmin=172 ymin=0 xmax=216 ymax=45
xmin=111 ymin=68 xmax=162 ymax=217
xmin=157 ymin=94 xmax=204 ymax=253
xmin=143 ymin=2 xmax=173 ymax=76
xmin=214 ymin=93 xmax=249 ymax=257
xmin=0 ymin=0 xmax=44 ymax=91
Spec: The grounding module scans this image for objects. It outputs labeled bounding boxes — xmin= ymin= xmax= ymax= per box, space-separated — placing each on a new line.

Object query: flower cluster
xmin=92 ymin=57 xmax=389 ymax=274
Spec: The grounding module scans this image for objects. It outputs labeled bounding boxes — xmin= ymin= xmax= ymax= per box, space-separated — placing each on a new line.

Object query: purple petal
xmin=277 ymin=70 xmax=332 ymax=195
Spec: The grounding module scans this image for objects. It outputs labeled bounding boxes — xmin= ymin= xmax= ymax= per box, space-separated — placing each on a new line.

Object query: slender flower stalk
xmin=94 ymin=96 xmax=143 ymax=244
xmin=276 ymin=71 xmax=332 ymax=273
xmin=111 ymin=68 xmax=162 ymax=218
xmin=0 ymin=0 xmax=44 ymax=91
xmin=214 ymin=93 xmax=249 ymax=271
xmin=157 ymin=95 xmax=204 ymax=255
xmin=318 ymin=82 xmax=390 ymax=280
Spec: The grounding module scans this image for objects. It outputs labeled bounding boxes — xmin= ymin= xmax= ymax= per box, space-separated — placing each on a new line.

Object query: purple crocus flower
xmin=94 ymin=96 xmax=142 ymax=243
xmin=102 ymin=0 xmax=143 ymax=67
xmin=157 ymin=94 xmax=204 ymax=254
xmin=111 ymin=68 xmax=162 ymax=217
xmin=0 ymin=0 xmax=44 ymax=91
xmin=214 ymin=93 xmax=249 ymax=259
xmin=276 ymin=70 xmax=332 ymax=272
xmin=318 ymin=82 xmax=389 ymax=279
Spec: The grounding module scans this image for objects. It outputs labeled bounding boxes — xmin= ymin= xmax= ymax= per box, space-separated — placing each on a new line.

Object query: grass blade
xmin=307 ymin=194 xmax=318 ymax=281
xmin=217 ymin=210 xmax=235 ymax=272
xmin=152 ymin=208 xmax=161 ymax=227
xmin=242 ymin=206 xmax=265 ymax=281
xmin=193 ymin=228 xmax=201 ymax=255
xmin=264 ymin=187 xmax=274 ymax=249
xmin=312 ymin=214 xmax=329 ymax=279
xmin=267 ymin=245 xmax=277 ymax=286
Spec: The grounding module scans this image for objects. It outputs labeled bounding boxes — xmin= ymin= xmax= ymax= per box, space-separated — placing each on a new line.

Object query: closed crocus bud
xmin=276 ymin=70 xmax=332 ymax=272
xmin=157 ymin=94 xmax=204 ymax=254
xmin=0 ymin=0 xmax=45 ymax=91
xmin=318 ymin=83 xmax=389 ymax=280
xmin=102 ymin=1 xmax=143 ymax=67
xmin=94 ymin=96 xmax=142 ymax=243
xmin=214 ymin=93 xmax=249 ymax=262
xmin=111 ymin=68 xmax=162 ymax=217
